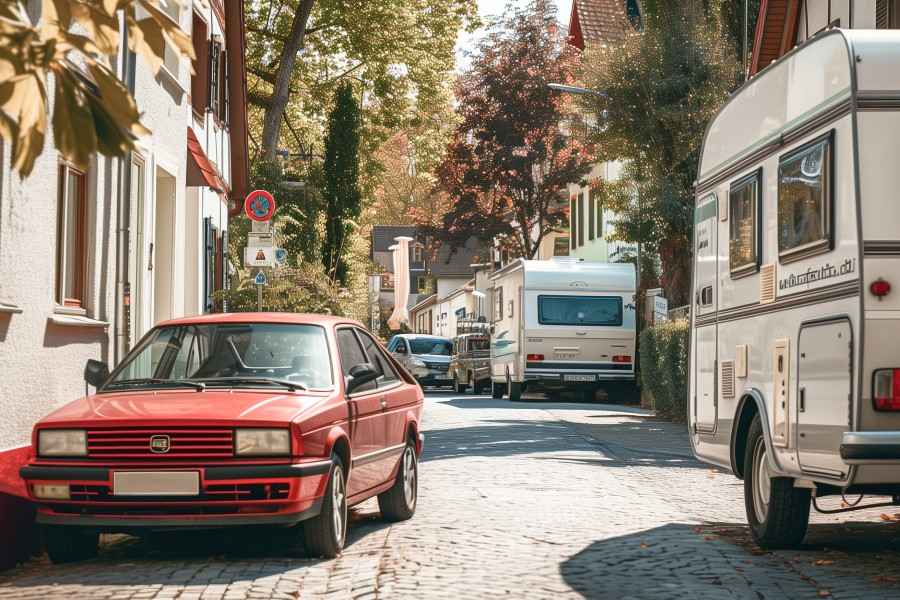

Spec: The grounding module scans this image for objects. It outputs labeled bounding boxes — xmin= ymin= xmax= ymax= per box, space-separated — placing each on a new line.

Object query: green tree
xmin=0 ymin=0 xmax=192 ymax=176
xmin=322 ymin=82 xmax=361 ymax=284
xmin=581 ymin=2 xmax=737 ymax=305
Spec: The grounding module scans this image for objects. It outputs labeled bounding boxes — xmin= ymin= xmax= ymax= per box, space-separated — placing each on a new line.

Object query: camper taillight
xmin=873 ymin=369 xmax=900 ymax=411
xmin=612 ymin=355 xmax=632 ymax=364
xmin=870 ymin=279 xmax=892 ymax=299
xmin=527 ymin=354 xmax=544 ymax=361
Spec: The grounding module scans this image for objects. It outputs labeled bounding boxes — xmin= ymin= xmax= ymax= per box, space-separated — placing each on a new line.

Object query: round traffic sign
xmin=244 ymin=190 xmax=276 ymax=222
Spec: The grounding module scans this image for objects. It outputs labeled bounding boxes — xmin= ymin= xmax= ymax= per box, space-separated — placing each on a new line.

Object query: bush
xmin=639 ymin=320 xmax=689 ymax=422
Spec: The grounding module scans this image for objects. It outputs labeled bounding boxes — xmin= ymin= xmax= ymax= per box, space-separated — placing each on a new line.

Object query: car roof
xmin=158 ymin=312 xmax=364 ymax=329
xmin=393 ymin=334 xmax=451 ymax=341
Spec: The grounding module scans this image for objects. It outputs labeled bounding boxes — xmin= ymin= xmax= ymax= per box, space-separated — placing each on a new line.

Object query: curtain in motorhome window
xmin=778 ymin=134 xmax=832 ymax=258
xmin=729 ymin=170 xmax=761 ymax=276
xmin=538 ymin=296 xmax=623 ymax=327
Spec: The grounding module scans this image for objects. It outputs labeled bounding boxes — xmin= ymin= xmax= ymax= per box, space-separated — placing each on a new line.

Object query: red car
xmin=20 ymin=313 xmax=424 ymax=563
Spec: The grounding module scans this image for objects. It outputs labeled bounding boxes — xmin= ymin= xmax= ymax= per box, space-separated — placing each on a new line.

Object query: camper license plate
xmin=113 ymin=471 xmax=199 ymax=496
xmin=564 ymin=374 xmax=596 ymax=383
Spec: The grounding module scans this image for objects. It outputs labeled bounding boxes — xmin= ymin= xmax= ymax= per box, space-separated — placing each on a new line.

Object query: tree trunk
xmin=260 ymin=0 xmax=316 ymax=161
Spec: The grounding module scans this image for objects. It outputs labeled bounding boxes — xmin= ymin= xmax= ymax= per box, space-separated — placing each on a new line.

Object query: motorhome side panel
xmin=692 ymin=32 xmax=862 ymax=483
xmin=490 ymin=265 xmax=523 ymax=385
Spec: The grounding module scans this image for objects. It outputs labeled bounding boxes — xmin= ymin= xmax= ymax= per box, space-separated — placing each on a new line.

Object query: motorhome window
xmin=728 ymin=170 xmax=761 ymax=277
xmin=494 ymin=287 xmax=503 ymax=322
xmin=538 ymin=296 xmax=623 ymax=327
xmin=777 ymin=134 xmax=832 ymax=260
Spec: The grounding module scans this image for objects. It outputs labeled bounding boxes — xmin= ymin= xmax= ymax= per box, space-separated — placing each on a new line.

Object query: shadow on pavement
xmin=421 ymin=417 xmax=700 ymax=469
xmin=560 ymin=522 xmax=900 ymax=600
xmin=437 ymin=394 xmax=650 ymax=413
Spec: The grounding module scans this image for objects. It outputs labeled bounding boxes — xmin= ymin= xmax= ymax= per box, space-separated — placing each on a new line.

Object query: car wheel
xmin=45 ymin=526 xmax=98 ymax=564
xmin=454 ymin=375 xmax=467 ymax=394
xmin=492 ymin=380 xmax=505 ymax=399
xmin=303 ymin=456 xmax=348 ymax=558
xmin=744 ymin=415 xmax=810 ymax=549
xmin=508 ymin=378 xmax=522 ymax=402
xmin=378 ymin=439 xmax=418 ymax=521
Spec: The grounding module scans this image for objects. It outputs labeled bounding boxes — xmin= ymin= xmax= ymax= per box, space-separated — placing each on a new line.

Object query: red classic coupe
xmin=20 ymin=313 xmax=424 ymax=563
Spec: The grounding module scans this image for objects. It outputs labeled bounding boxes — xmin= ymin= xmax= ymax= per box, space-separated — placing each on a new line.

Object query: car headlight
xmin=235 ymin=428 xmax=291 ymax=456
xmin=38 ymin=430 xmax=87 ymax=457
xmin=410 ymin=358 xmax=426 ymax=368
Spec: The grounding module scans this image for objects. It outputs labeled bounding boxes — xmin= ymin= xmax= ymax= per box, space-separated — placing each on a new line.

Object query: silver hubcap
xmin=752 ymin=437 xmax=771 ymax=523
xmin=332 ymin=465 xmax=347 ymax=544
xmin=402 ymin=446 xmax=417 ymax=508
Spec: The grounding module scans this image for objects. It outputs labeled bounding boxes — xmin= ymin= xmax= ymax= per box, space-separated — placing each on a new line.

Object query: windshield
xmin=106 ymin=323 xmax=333 ymax=391
xmin=409 ymin=338 xmax=452 ymax=355
xmin=538 ymin=295 xmax=623 ymax=327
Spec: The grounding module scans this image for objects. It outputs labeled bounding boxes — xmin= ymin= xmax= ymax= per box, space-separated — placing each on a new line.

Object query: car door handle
xmin=380 ymin=398 xmax=387 ymax=410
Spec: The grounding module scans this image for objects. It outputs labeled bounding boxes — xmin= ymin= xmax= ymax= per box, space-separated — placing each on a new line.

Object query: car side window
xmin=356 ymin=330 xmax=400 ymax=387
xmin=396 ymin=339 xmax=408 ymax=354
xmin=337 ymin=329 xmax=376 ymax=393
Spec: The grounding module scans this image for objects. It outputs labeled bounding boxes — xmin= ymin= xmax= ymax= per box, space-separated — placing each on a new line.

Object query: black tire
xmin=580 ymin=389 xmax=596 ymax=403
xmin=45 ymin=526 xmax=98 ymax=564
xmin=492 ymin=380 xmax=505 ymax=399
xmin=605 ymin=382 xmax=639 ymax=404
xmin=454 ymin=375 xmax=468 ymax=394
xmin=303 ymin=456 xmax=348 ymax=558
xmin=508 ymin=379 xmax=522 ymax=402
xmin=743 ymin=415 xmax=810 ymax=549
xmin=378 ymin=440 xmax=418 ymax=522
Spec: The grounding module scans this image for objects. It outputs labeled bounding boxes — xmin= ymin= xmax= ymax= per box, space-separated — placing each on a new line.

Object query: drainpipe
xmin=114 ymin=14 xmax=137 ymax=365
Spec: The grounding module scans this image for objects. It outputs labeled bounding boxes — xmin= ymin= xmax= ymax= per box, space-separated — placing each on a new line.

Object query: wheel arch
xmin=731 ymin=388 xmax=783 ymax=479
xmin=324 ymin=427 xmax=351 ymax=476
xmin=404 ymin=413 xmax=421 ymax=455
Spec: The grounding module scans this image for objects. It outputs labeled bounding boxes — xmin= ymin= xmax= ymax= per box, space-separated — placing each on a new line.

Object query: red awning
xmin=186 ymin=127 xmax=224 ymax=192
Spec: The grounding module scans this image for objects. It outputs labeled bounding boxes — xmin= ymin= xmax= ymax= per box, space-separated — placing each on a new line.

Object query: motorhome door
xmin=694 ymin=194 xmax=718 ymax=431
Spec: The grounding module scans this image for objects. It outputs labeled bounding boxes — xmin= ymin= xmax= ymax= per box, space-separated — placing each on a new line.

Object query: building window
xmin=729 ymin=169 xmax=762 ymax=278
xmin=56 ymin=163 xmax=88 ymax=307
xmin=577 ymin=191 xmax=585 ymax=247
xmin=588 ymin=190 xmax=595 ymax=241
xmin=209 ymin=38 xmax=223 ymax=118
xmin=553 ymin=236 xmax=569 ymax=256
xmin=411 ymin=243 xmax=423 ymax=263
xmin=778 ymin=132 xmax=833 ymax=261
xmin=570 ymin=196 xmax=577 ymax=250
xmin=381 ymin=272 xmax=395 ymax=290
xmin=416 ymin=276 xmax=428 ymax=292
xmin=876 ymin=0 xmax=900 ymax=28
xmin=191 ymin=12 xmax=209 ymax=113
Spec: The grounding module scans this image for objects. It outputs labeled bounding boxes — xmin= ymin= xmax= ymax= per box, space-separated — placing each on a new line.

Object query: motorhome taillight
xmin=612 ymin=355 xmax=632 ymax=363
xmin=873 ymin=369 xmax=900 ymax=411
xmin=870 ymin=279 xmax=892 ymax=299
xmin=527 ymin=353 xmax=544 ymax=361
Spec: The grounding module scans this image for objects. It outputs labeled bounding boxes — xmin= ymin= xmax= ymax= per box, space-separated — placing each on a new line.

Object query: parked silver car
xmin=387 ymin=334 xmax=453 ymax=388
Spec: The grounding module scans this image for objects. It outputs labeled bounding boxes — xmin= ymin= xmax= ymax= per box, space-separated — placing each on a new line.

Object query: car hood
xmin=414 ymin=354 xmax=451 ymax=363
xmin=38 ymin=388 xmax=331 ymax=428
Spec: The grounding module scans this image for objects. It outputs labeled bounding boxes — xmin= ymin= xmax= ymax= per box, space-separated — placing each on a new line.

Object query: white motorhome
xmin=690 ymin=29 xmax=900 ymax=549
xmin=489 ymin=258 xmax=637 ymax=401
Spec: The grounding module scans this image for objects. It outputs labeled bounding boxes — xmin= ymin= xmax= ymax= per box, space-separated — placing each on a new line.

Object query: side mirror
xmin=346 ymin=363 xmax=380 ymax=395
xmin=84 ymin=359 xmax=110 ymax=389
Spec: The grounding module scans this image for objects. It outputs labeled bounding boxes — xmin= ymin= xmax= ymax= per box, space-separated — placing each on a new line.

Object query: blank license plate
xmin=113 ymin=471 xmax=199 ymax=496
xmin=564 ymin=374 xmax=596 ymax=383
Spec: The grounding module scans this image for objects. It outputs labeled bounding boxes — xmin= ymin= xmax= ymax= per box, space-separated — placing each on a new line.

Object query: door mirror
xmin=84 ymin=359 xmax=110 ymax=389
xmin=346 ymin=363 xmax=380 ymax=395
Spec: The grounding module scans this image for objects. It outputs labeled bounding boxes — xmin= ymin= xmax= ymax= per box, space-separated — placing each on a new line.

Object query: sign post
xmin=254 ymin=270 xmax=267 ymax=312
xmin=244 ymin=190 xmax=276 ymax=312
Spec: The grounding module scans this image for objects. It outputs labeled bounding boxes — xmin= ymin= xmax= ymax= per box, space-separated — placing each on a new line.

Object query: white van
xmin=690 ymin=29 xmax=900 ymax=549
xmin=489 ymin=258 xmax=637 ymax=402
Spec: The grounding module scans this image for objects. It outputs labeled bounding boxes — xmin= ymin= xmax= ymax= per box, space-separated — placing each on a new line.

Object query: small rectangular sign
xmin=113 ymin=471 xmax=199 ymax=496
xmin=245 ymin=246 xmax=276 ymax=267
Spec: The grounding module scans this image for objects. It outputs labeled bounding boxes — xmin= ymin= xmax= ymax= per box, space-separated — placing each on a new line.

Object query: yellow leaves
xmin=0 ymin=0 xmax=192 ymax=178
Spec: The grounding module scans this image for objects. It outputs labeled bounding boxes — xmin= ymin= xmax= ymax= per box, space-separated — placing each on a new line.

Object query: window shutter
xmin=209 ymin=40 xmax=220 ymax=115
xmin=877 ymin=0 xmax=889 ymax=28
xmin=203 ymin=217 xmax=215 ymax=312
xmin=191 ymin=14 xmax=209 ymax=111
xmin=220 ymin=50 xmax=229 ymax=125
xmin=588 ymin=190 xmax=595 ymax=241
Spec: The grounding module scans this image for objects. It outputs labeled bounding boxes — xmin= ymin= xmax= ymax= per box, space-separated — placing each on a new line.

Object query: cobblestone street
xmin=3 ymin=392 xmax=900 ymax=599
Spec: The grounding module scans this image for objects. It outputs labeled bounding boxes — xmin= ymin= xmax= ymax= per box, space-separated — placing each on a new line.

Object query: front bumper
xmin=414 ymin=369 xmax=453 ymax=386
xmin=841 ymin=431 xmax=900 ymax=463
xmin=20 ymin=460 xmax=332 ymax=530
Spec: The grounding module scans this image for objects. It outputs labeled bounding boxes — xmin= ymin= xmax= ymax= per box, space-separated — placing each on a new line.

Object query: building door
xmin=797 ymin=319 xmax=852 ymax=478
xmin=693 ymin=194 xmax=718 ymax=432
xmin=153 ymin=167 xmax=176 ymax=326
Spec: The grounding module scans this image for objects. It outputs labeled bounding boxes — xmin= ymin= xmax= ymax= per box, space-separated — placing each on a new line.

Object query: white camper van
xmin=489 ymin=258 xmax=637 ymax=402
xmin=690 ymin=29 xmax=900 ymax=549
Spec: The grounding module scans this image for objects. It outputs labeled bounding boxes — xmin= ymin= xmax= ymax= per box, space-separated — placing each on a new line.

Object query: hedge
xmin=639 ymin=320 xmax=689 ymax=422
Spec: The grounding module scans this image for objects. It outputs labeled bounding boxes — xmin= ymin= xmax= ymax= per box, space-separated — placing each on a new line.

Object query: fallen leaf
xmin=639 ymin=543 xmax=648 ymax=549
xmin=813 ymin=559 xmax=834 ymax=566
xmin=873 ymin=575 xmax=899 ymax=584
xmin=841 ymin=500 xmax=850 ymax=508
xmin=881 ymin=514 xmax=893 ymax=522
xmin=817 ymin=590 xmax=831 ymax=598
xmin=704 ymin=536 xmax=716 ymax=541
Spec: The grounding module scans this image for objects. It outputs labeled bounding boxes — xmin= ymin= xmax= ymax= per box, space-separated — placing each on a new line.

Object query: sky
xmin=455 ymin=0 xmax=574 ymax=70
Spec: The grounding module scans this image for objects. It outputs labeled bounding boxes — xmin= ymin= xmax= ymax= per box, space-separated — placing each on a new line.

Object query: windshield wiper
xmin=105 ymin=378 xmax=206 ymax=391
xmin=193 ymin=377 xmax=307 ymax=392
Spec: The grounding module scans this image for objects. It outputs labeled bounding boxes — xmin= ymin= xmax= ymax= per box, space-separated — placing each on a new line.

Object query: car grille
xmin=423 ymin=361 xmax=449 ymax=373
xmin=68 ymin=482 xmax=290 ymax=503
xmin=86 ymin=427 xmax=234 ymax=459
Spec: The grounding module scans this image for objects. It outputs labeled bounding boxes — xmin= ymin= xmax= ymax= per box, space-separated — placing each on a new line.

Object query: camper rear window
xmin=729 ymin=169 xmax=761 ymax=277
xmin=777 ymin=132 xmax=833 ymax=260
xmin=538 ymin=296 xmax=623 ymax=327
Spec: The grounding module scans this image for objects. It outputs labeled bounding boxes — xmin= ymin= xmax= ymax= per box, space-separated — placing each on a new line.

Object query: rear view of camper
xmin=489 ymin=258 xmax=637 ymax=402
xmin=689 ymin=30 xmax=900 ymax=550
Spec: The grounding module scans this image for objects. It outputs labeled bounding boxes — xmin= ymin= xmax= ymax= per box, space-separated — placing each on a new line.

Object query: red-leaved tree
xmin=433 ymin=0 xmax=595 ymax=259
